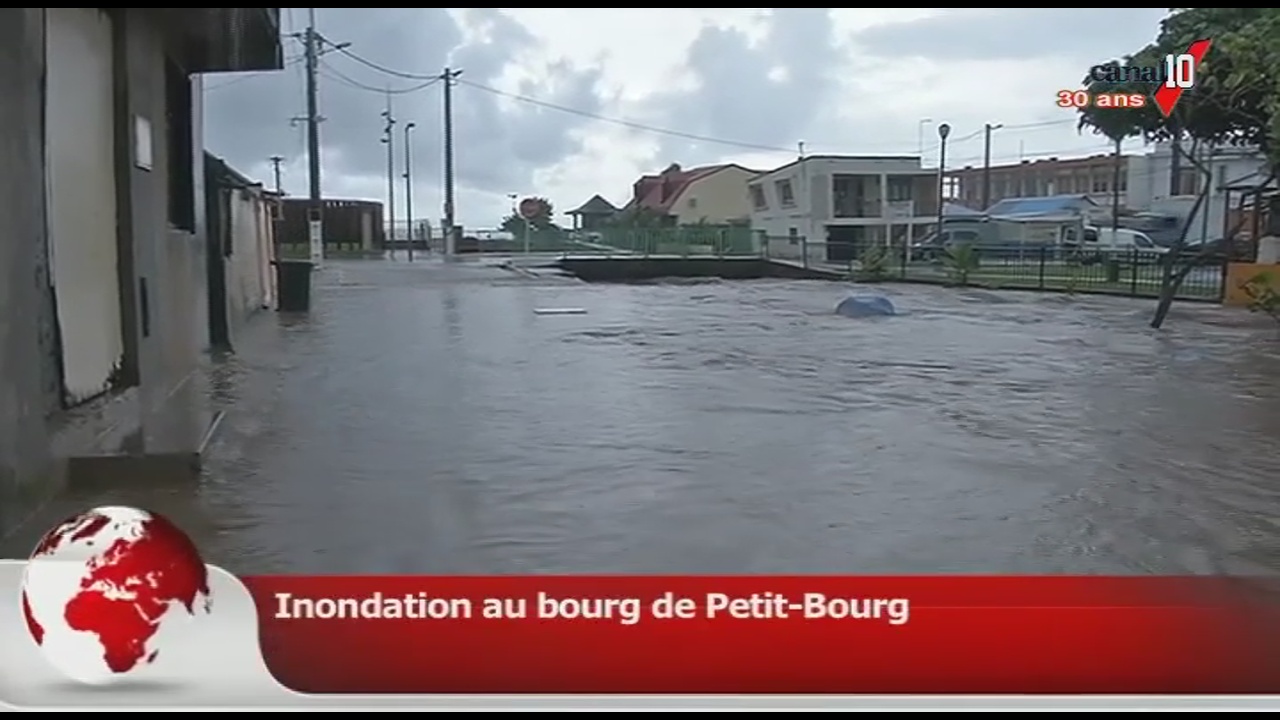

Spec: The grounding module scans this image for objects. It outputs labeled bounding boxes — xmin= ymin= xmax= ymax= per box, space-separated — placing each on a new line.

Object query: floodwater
xmin=10 ymin=259 xmax=1280 ymax=574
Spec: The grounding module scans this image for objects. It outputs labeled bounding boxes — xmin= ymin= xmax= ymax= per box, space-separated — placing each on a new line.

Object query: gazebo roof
xmin=567 ymin=194 xmax=619 ymax=215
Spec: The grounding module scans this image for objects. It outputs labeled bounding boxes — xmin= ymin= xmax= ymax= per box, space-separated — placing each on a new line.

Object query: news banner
xmin=3 ymin=505 xmax=1280 ymax=710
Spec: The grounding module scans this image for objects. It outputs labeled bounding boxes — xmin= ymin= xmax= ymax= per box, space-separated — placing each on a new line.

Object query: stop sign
xmin=517 ymin=197 xmax=541 ymax=220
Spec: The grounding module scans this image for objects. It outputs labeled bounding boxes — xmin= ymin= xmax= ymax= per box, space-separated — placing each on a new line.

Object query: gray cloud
xmin=202 ymin=7 xmax=602 ymax=205
xmin=851 ymin=8 xmax=1168 ymax=64
xmin=637 ymin=8 xmax=845 ymax=167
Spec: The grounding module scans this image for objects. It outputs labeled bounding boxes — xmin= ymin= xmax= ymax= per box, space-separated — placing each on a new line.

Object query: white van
xmin=1080 ymin=226 xmax=1166 ymax=262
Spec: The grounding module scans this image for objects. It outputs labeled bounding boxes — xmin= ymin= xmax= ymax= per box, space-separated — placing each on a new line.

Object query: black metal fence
xmin=764 ymin=237 xmax=1228 ymax=302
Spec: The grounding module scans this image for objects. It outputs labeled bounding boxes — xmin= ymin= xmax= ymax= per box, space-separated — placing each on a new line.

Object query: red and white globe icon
xmin=19 ymin=506 xmax=212 ymax=685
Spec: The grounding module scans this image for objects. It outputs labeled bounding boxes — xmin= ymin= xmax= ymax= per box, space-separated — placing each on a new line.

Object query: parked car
xmin=1172 ymin=237 xmax=1255 ymax=263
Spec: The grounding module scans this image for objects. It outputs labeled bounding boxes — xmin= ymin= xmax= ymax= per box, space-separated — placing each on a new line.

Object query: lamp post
xmin=403 ymin=121 xmax=416 ymax=261
xmin=935 ymin=122 xmax=951 ymax=238
xmin=380 ymin=106 xmax=396 ymax=258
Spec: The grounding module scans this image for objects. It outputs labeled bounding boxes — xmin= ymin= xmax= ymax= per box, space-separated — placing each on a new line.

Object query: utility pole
xmin=404 ymin=121 xmax=416 ymax=262
xmin=442 ymin=67 xmax=463 ymax=257
xmin=381 ymin=91 xmax=396 ymax=259
xmin=304 ymin=7 xmax=323 ymax=266
xmin=981 ymin=123 xmax=1003 ymax=211
xmin=1111 ymin=137 xmax=1123 ymax=235
xmin=268 ymin=155 xmax=284 ymax=194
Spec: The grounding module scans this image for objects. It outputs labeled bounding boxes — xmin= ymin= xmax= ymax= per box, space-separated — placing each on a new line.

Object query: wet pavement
xmin=6 ymin=257 xmax=1280 ymax=575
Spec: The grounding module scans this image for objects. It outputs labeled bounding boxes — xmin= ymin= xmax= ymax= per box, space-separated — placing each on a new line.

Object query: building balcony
xmin=155 ymin=8 xmax=284 ymax=73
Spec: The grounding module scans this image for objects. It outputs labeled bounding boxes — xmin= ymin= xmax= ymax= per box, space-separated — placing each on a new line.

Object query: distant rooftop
xmin=985 ymin=194 xmax=1098 ymax=217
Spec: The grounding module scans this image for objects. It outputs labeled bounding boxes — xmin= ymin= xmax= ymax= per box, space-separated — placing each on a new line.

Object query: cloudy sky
xmin=203 ymin=7 xmax=1170 ymax=229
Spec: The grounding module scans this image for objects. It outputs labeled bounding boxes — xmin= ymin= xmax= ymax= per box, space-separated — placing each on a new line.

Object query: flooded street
xmin=11 ymin=259 xmax=1280 ymax=574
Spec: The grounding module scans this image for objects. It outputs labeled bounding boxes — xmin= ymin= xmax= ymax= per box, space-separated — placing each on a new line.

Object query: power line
xmin=328 ymin=43 xmax=440 ymax=81
xmin=304 ymin=39 xmax=1088 ymax=161
xmin=458 ymin=79 xmax=798 ymax=154
xmin=319 ymin=59 xmax=440 ymax=95
xmin=205 ymin=54 xmax=305 ymax=91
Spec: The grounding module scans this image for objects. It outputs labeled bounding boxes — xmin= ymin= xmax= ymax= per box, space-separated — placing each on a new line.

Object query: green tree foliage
xmin=500 ymin=196 xmax=558 ymax=235
xmin=1076 ymin=8 xmax=1278 ymax=158
xmin=1075 ymin=9 xmax=1280 ymax=329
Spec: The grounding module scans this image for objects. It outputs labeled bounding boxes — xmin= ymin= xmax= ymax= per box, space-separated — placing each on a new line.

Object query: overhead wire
xmin=289 ymin=41 xmax=1147 ymax=171
xmin=319 ymin=59 xmax=441 ymax=95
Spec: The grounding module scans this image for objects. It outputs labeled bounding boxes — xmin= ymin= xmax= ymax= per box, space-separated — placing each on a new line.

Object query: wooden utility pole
xmin=441 ymin=67 xmax=463 ymax=256
xmin=304 ymin=8 xmax=323 ymax=265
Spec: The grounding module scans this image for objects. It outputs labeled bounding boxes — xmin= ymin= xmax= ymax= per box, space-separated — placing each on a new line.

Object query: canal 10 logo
xmin=1060 ymin=39 xmax=1211 ymax=118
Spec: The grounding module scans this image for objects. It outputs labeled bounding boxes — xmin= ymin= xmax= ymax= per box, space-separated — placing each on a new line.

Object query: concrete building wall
xmin=749 ymin=156 xmax=939 ymax=257
xmin=670 ymin=166 xmax=759 ymax=225
xmin=120 ymin=11 xmax=210 ymax=456
xmin=226 ymin=185 xmax=275 ymax=331
xmin=0 ymin=8 xmax=59 ymax=537
xmin=1126 ymin=142 xmax=1268 ymax=243
xmin=0 ymin=8 xmax=271 ymax=540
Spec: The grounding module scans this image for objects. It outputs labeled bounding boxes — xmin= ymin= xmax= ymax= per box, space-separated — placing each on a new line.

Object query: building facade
xmin=950 ymin=153 xmax=1126 ymax=212
xmin=1125 ymin=141 xmax=1271 ymax=244
xmin=205 ymin=153 xmax=277 ymax=351
xmin=0 ymin=8 xmax=282 ymax=539
xmin=623 ymin=163 xmax=761 ymax=225
xmin=748 ymin=155 xmax=939 ymax=263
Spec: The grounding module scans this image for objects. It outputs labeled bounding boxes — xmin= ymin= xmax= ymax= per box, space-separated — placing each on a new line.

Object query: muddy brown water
xmin=6 ymin=259 xmax=1279 ymax=575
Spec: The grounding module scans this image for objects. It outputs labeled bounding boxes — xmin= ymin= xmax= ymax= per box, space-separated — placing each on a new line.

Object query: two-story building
xmin=950 ymin=154 xmax=1125 ymax=212
xmin=0 ymin=9 xmax=282 ymax=539
xmin=622 ymin=163 xmax=761 ymax=225
xmin=748 ymin=155 xmax=939 ymax=263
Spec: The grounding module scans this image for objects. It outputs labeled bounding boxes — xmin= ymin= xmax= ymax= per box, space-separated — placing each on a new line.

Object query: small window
xmin=687 ymin=197 xmax=697 ymax=209
xmin=775 ymin=179 xmax=795 ymax=207
xmin=1083 ymin=228 xmax=1099 ymax=243
xmin=750 ymin=185 xmax=767 ymax=210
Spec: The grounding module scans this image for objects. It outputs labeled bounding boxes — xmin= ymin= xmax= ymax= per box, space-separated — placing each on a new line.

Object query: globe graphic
xmin=20 ymin=505 xmax=212 ymax=685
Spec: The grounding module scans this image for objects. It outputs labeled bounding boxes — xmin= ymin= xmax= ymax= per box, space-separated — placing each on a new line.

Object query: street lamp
xmin=935 ymin=122 xmax=952 ymax=238
xmin=403 ymin=121 xmax=416 ymax=261
xmin=380 ymin=108 xmax=396 ymax=258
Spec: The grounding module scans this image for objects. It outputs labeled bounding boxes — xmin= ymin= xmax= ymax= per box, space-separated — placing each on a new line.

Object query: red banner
xmin=242 ymin=576 xmax=1280 ymax=694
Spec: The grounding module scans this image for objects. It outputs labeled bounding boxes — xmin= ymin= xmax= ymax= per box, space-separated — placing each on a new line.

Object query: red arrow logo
xmin=1152 ymin=38 xmax=1212 ymax=117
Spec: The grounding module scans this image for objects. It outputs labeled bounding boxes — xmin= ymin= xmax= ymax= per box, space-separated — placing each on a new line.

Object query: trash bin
xmin=274 ymin=259 xmax=314 ymax=312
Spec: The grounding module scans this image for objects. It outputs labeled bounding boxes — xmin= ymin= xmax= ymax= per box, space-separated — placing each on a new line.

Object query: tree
xmin=499 ymin=196 xmax=560 ymax=236
xmin=1075 ymin=8 xmax=1280 ymax=328
xmin=609 ymin=207 xmax=665 ymax=229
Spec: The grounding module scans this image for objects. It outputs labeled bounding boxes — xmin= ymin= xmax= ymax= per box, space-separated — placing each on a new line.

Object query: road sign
xmin=518 ymin=197 xmax=541 ymax=221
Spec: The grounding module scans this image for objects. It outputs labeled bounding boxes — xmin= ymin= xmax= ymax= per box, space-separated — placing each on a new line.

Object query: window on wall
xmin=166 ymin=59 xmax=195 ymax=231
xmin=886 ymin=176 xmax=914 ymax=202
xmin=1175 ymin=167 xmax=1199 ymax=196
xmin=775 ymin=179 xmax=796 ymax=207
xmin=749 ymin=184 xmax=768 ymax=210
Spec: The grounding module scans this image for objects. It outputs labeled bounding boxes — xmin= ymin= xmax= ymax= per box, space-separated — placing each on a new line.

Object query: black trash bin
xmin=274 ymin=259 xmax=314 ymax=312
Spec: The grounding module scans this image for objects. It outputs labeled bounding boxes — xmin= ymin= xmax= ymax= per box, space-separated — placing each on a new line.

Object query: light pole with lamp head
xmin=403 ymin=121 xmax=416 ymax=261
xmin=380 ymin=105 xmax=396 ymax=258
xmin=935 ymin=123 xmax=951 ymax=240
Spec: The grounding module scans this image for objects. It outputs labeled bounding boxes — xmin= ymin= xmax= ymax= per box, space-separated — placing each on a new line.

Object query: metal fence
xmin=764 ymin=237 xmax=1227 ymax=302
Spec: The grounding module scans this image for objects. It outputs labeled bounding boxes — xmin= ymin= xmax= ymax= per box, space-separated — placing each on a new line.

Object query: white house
xmin=1125 ymin=141 xmax=1271 ymax=243
xmin=748 ymin=155 xmax=939 ymax=264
